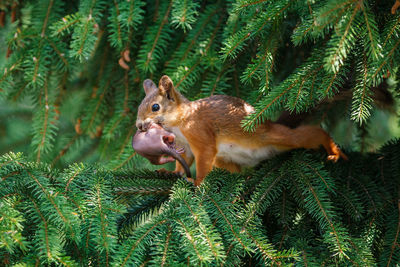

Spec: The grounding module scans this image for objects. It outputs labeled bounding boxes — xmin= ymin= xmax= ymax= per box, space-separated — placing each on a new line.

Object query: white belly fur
xmin=168 ymin=127 xmax=277 ymax=167
xmin=217 ymin=143 xmax=278 ymax=167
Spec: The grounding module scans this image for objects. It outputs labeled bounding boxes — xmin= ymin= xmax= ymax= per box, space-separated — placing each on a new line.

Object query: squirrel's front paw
xmin=155 ymin=168 xmax=171 ymax=173
xmin=156 ymin=168 xmax=185 ymax=177
xmin=184 ymin=177 xmax=195 ymax=184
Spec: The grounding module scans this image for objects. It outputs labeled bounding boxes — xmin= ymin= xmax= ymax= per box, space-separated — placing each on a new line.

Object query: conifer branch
xmin=320 ymin=0 xmax=356 ymax=19
xmin=17 ymin=162 xmax=76 ymax=240
xmin=307 ymin=184 xmax=344 ymax=251
xmin=51 ymin=134 xmax=79 ymax=167
xmin=323 ymin=69 xmax=339 ymax=96
xmin=349 ymin=176 xmax=377 ymax=214
xmin=242 ymin=62 xmax=324 ymax=131
xmin=114 ymin=127 xmax=136 ymax=162
xmin=95 ymin=186 xmax=109 ymax=266
xmin=103 ymin=113 xmax=128 ymax=141
xmin=112 ymin=152 xmax=137 ymax=170
xmin=351 ymin=51 xmax=371 ymax=123
xmin=222 ymin=0 xmax=293 ymax=60
xmin=174 ymin=60 xmax=201 ymax=89
xmin=174 ymin=14 xmax=223 ymax=91
xmin=51 ymin=14 xmax=80 ymax=36
xmin=27 ymin=196 xmax=52 ymax=259
xmin=140 ymin=2 xmax=172 ymax=73
xmin=178 ymin=8 xmax=219 ymax=62
xmin=360 ymin=3 xmax=380 ymax=60
xmin=41 ymin=0 xmax=55 ymax=37
xmin=244 ymin=230 xmax=281 ymax=265
xmin=244 ymin=172 xmax=284 ymax=226
xmin=112 ymin=0 xmax=123 ymax=47
xmin=383 ymin=15 xmax=400 ymax=48
xmin=36 ymin=76 xmax=50 ymax=162
xmin=45 ymin=37 xmax=69 ymax=67
xmin=371 ymin=38 xmax=400 ymax=82
xmin=114 ymin=184 xmax=171 ymax=195
xmin=207 ymin=196 xmax=250 ymax=251
xmin=182 ymin=198 xmax=221 ymax=260
xmin=386 ymin=201 xmax=400 ymax=267
xmin=171 ymin=0 xmax=199 ymax=31
xmin=123 ymin=71 xmax=130 ymax=112
xmin=176 ymin=218 xmax=204 ymax=261
xmin=161 ymin=225 xmax=172 ymax=267
xmin=325 ymin=3 xmax=360 ymax=73
xmin=119 ymin=219 xmax=167 ymax=267
xmin=237 ymin=0 xmax=269 ymax=9
xmin=300 ymin=160 xmax=334 ymax=192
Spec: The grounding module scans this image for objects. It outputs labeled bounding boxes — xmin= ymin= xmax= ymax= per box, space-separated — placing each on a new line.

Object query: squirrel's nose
xmin=136 ymin=121 xmax=144 ymax=131
xmin=136 ymin=120 xmax=150 ymax=131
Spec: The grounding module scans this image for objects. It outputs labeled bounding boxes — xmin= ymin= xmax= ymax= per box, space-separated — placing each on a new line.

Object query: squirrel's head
xmin=136 ymin=75 xmax=183 ymax=131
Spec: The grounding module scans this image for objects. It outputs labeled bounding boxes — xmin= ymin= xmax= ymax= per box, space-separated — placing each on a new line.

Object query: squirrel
xmin=136 ymin=75 xmax=347 ymax=186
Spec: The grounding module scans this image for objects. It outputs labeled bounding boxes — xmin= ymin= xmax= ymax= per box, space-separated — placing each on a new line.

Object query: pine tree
xmin=1 ymin=0 xmax=400 ymax=266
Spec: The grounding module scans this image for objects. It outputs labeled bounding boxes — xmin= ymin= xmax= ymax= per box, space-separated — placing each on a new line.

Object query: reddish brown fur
xmin=137 ymin=76 xmax=347 ymax=186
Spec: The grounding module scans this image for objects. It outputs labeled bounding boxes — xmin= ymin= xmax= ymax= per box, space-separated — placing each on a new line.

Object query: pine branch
xmin=381 ymin=201 xmax=400 ymax=267
xmin=240 ymin=36 xmax=278 ymax=87
xmin=170 ymin=0 xmax=199 ymax=32
xmin=31 ymin=74 xmax=59 ymax=162
xmin=108 ymin=0 xmax=145 ymax=50
xmin=244 ymin=168 xmax=284 ymax=226
xmin=50 ymin=13 xmax=80 ymax=36
xmin=221 ymin=0 xmax=294 ymax=60
xmin=289 ymin=155 xmax=355 ymax=262
xmin=137 ymin=1 xmax=173 ymax=74
xmin=116 ymin=218 xmax=167 ymax=266
xmin=351 ymin=50 xmax=373 ymax=124
xmin=324 ymin=2 xmax=360 ymax=73
xmin=69 ymin=0 xmax=108 ymax=61
xmin=2 ymin=141 xmax=400 ymax=265
xmin=359 ymin=2 xmax=381 ymax=61
xmin=234 ymin=0 xmax=269 ymax=11
xmin=241 ymin=51 xmax=325 ymax=132
xmin=149 ymin=224 xmax=173 ymax=266
xmin=165 ymin=4 xmax=219 ymax=68
xmin=244 ymin=226 xmax=297 ymax=265
xmin=171 ymin=12 xmax=224 ymax=93
xmin=0 ymin=196 xmax=27 ymax=254
xmin=292 ymin=0 xmax=356 ymax=46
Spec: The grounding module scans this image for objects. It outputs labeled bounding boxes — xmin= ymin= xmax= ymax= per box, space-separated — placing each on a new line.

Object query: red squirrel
xmin=136 ymin=75 xmax=347 ymax=186
xmin=132 ymin=123 xmax=191 ymax=177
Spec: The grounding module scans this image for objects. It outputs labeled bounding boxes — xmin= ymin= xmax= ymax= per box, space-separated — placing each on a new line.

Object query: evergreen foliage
xmin=1 ymin=0 xmax=399 ymax=164
xmin=0 ymin=0 xmax=400 ymax=265
xmin=1 ymin=141 xmax=400 ymax=265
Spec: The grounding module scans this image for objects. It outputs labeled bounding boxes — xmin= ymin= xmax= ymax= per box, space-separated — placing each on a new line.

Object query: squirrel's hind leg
xmin=287 ymin=125 xmax=348 ymax=161
xmin=265 ymin=123 xmax=347 ymax=161
xmin=213 ymin=157 xmax=241 ymax=173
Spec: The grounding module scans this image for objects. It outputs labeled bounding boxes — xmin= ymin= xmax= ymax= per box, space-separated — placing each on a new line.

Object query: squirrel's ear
xmin=143 ymin=79 xmax=157 ymax=95
xmin=159 ymin=75 xmax=175 ymax=96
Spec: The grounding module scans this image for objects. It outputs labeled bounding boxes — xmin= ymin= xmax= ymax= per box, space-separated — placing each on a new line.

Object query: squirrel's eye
xmin=152 ymin=103 xmax=160 ymax=112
